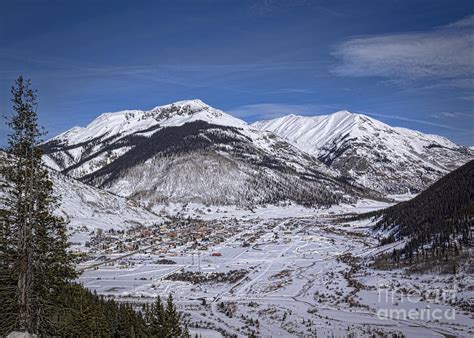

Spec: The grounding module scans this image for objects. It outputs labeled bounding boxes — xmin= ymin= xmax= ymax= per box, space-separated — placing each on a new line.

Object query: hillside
xmin=253 ymin=112 xmax=473 ymax=194
xmin=372 ymin=160 xmax=473 ymax=261
xmin=0 ymin=151 xmax=165 ymax=245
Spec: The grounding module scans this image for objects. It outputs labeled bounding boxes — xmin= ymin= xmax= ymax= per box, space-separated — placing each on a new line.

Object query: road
xmin=77 ymin=242 xmax=164 ymax=273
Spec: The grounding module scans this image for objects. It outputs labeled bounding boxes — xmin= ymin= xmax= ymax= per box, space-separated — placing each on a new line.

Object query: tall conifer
xmin=0 ymin=77 xmax=187 ymax=336
xmin=0 ymin=76 xmax=76 ymax=334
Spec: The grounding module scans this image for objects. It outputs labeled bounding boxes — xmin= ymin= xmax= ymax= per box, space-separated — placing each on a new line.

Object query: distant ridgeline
xmin=363 ymin=160 xmax=473 ymax=267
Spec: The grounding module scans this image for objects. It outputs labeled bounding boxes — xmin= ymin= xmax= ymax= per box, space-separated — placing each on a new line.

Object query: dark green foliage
xmin=32 ymin=283 xmax=145 ymax=336
xmin=0 ymin=281 xmax=187 ymax=337
xmin=144 ymin=294 xmax=187 ymax=338
xmin=0 ymin=275 xmax=187 ymax=336
xmin=147 ymin=295 xmax=165 ymax=336
xmin=49 ymin=286 xmax=187 ymax=337
xmin=373 ymin=160 xmax=473 ymax=261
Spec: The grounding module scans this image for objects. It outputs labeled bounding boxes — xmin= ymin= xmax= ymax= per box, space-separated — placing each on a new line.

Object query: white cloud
xmin=333 ymin=15 xmax=474 ymax=88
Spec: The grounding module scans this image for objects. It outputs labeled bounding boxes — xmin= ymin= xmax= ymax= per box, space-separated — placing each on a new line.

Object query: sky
xmin=0 ymin=0 xmax=473 ymax=145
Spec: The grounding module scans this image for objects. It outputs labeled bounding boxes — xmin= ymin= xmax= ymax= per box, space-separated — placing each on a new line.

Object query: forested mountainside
xmin=254 ymin=112 xmax=473 ymax=194
xmin=41 ymin=100 xmax=374 ymax=207
xmin=372 ymin=160 xmax=473 ymax=263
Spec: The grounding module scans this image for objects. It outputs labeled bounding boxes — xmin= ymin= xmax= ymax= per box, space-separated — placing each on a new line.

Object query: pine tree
xmin=0 ymin=76 xmax=76 ymax=334
xmin=164 ymin=293 xmax=182 ymax=337
xmin=1 ymin=77 xmax=189 ymax=336
xmin=148 ymin=295 xmax=165 ymax=336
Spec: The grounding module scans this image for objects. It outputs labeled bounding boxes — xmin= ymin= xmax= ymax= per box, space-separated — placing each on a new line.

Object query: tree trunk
xmin=17 ymin=220 xmax=33 ymax=332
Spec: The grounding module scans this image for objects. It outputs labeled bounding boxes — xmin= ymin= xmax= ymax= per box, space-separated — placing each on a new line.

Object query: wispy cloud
xmin=249 ymin=0 xmax=308 ymax=16
xmin=431 ymin=111 xmax=474 ymax=119
xmin=363 ymin=111 xmax=468 ymax=131
xmin=248 ymin=0 xmax=343 ymax=17
xmin=270 ymin=88 xmax=313 ymax=94
xmin=0 ymin=50 xmax=318 ymax=92
xmin=332 ymin=15 xmax=474 ymax=88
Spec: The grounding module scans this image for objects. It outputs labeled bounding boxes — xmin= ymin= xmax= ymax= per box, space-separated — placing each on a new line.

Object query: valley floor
xmin=77 ymin=203 xmax=473 ymax=337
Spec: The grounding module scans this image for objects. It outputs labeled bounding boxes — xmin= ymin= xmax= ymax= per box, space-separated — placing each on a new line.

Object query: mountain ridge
xmin=42 ymin=100 xmax=369 ymax=207
xmin=46 ymin=99 xmax=246 ymax=152
xmin=253 ymin=111 xmax=472 ymax=194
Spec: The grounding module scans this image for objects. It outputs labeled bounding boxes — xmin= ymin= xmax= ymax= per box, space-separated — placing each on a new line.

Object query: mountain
xmin=371 ymin=160 xmax=473 ymax=263
xmin=41 ymin=100 xmax=369 ymax=208
xmin=253 ymin=111 xmax=473 ymax=194
xmin=0 ymin=151 xmax=164 ymax=245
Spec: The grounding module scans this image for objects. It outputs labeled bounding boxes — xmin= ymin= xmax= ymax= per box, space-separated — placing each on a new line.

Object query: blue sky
xmin=0 ymin=0 xmax=473 ymax=145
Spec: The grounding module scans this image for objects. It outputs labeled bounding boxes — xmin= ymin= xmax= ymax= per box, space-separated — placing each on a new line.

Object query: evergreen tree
xmin=164 ymin=293 xmax=183 ymax=337
xmin=146 ymin=294 xmax=188 ymax=337
xmin=0 ymin=76 xmax=76 ymax=334
xmin=148 ymin=295 xmax=165 ymax=336
xmin=0 ymin=76 xmax=189 ymax=336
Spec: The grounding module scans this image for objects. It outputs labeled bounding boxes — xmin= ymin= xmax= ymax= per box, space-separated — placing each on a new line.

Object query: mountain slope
xmin=372 ymin=160 xmax=473 ymax=260
xmin=42 ymin=100 xmax=369 ymax=207
xmin=0 ymin=151 xmax=164 ymax=245
xmin=253 ymin=112 xmax=473 ymax=194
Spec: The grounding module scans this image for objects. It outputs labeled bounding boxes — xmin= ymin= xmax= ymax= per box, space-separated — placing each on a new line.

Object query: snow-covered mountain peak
xmin=48 ymin=100 xmax=248 ymax=148
xmin=151 ymin=98 xmax=210 ymax=112
xmin=315 ymin=110 xmax=383 ymax=129
xmin=150 ymin=99 xmax=247 ymax=128
xmin=253 ymin=110 xmax=473 ymax=194
xmin=329 ymin=110 xmax=354 ymax=118
xmin=252 ymin=110 xmax=374 ymax=155
xmin=254 ymin=110 xmax=458 ymax=152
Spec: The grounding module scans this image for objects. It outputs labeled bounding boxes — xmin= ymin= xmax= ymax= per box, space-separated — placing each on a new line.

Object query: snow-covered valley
xmin=77 ymin=204 xmax=474 ymax=337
